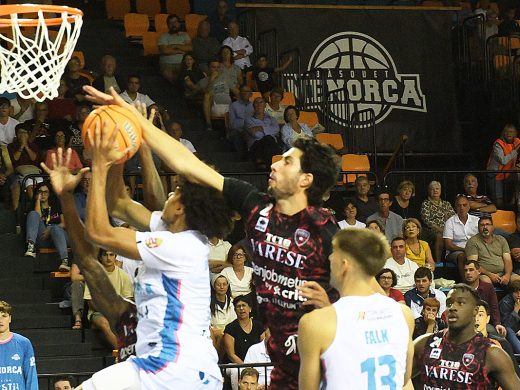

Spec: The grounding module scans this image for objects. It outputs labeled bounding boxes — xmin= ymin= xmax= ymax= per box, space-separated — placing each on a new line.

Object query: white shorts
xmin=211 ymin=103 xmax=229 ymax=117
xmin=80 ymin=360 xmax=223 ymax=390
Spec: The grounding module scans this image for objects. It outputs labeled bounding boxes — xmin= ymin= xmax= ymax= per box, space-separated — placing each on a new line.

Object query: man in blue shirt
xmin=228 ymin=85 xmax=254 ymax=157
xmin=0 ymin=300 xmax=38 ymax=390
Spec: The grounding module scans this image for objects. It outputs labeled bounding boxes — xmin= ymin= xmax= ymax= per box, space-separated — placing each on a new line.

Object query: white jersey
xmin=320 ymin=294 xmax=409 ymax=390
xmin=130 ymin=228 xmax=220 ymax=380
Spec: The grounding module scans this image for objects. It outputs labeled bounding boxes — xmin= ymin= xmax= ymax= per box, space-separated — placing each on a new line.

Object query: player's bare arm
xmin=85 ymin=124 xmax=141 ymax=260
xmin=84 ymin=85 xmax=224 ymax=191
xmin=41 ymin=148 xmax=131 ymax=328
xmin=486 ymin=344 xmax=520 ymax=389
xmin=298 ymin=307 xmax=336 ymax=390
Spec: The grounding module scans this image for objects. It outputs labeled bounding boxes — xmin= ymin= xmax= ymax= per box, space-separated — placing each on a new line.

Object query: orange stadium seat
xmin=166 ymin=0 xmax=191 ymax=20
xmin=143 ymin=32 xmax=161 ymax=56
xmin=492 ymin=210 xmax=516 ymax=233
xmin=341 ymin=154 xmax=370 ymax=184
xmin=251 ymin=91 xmax=262 ymax=101
xmin=280 ymin=91 xmax=296 ymax=106
xmin=185 ymin=14 xmax=207 ymax=39
xmin=124 ymin=13 xmax=150 ymax=39
xmin=494 ymin=55 xmax=512 ymax=71
xmin=106 ymin=0 xmax=131 ymax=20
xmin=316 ymin=132 xmax=344 ymax=151
xmin=154 ymin=14 xmax=169 ymax=34
xmin=299 ymin=111 xmax=319 ymax=127
xmin=136 ymin=0 xmax=161 ymax=18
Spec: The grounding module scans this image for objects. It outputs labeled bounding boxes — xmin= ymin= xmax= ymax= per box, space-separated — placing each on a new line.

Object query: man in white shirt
xmin=443 ymin=195 xmax=479 ymax=278
xmin=0 ymin=97 xmax=19 ymax=145
xmin=244 ymin=329 xmax=272 ymax=390
xmin=384 ymin=237 xmax=419 ymax=294
xmin=119 ymin=75 xmax=155 ymax=108
xmin=222 ymin=21 xmax=253 ymax=70
xmin=166 ymin=121 xmax=197 ymax=155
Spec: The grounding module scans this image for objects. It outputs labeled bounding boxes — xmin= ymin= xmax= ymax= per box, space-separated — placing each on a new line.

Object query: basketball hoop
xmin=0 ymin=4 xmax=83 ymax=102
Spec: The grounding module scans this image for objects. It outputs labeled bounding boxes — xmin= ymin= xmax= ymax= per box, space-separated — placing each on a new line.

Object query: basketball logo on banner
xmin=306 ymin=32 xmax=427 ymax=126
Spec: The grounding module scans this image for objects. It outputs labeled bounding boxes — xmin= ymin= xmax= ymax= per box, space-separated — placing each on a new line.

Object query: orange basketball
xmin=82 ymin=105 xmax=142 ymax=164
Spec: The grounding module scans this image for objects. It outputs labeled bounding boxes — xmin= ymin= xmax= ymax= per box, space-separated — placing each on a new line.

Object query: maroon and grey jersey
xmin=418 ymin=330 xmax=496 ymax=390
xmin=115 ymin=299 xmax=138 ymax=362
xmin=223 ymin=178 xmax=338 ymax=390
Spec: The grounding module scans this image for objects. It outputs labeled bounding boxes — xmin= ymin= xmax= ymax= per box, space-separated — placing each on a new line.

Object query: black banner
xmin=252 ymin=6 xmax=461 ymax=153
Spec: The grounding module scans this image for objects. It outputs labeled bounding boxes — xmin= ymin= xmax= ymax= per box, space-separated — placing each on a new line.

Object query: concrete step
xmin=0 ymin=275 xmax=45 ymax=289
xmin=0 ymin=209 xmax=16 ymax=234
xmin=33 ymin=253 xmax=66 ymax=273
xmin=0 ymin=289 xmax=52 ymax=304
xmin=36 ymin=355 xmax=113 ymax=375
xmin=17 ymin=329 xmax=83 ymax=346
xmin=11 ymin=303 xmax=63 ymax=317
xmin=0 ymin=256 xmax=35 ymax=276
xmin=34 ymin=342 xmax=92 ymax=358
xmin=12 ymin=315 xmax=70 ymax=330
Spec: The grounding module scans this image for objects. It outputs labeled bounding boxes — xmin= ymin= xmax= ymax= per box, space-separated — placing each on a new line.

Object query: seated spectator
xmin=404 ymin=267 xmax=446 ymax=319
xmin=0 ymin=97 xmax=19 ymax=146
xmin=0 ymin=144 xmax=13 ymax=207
xmin=485 ymin=8 xmax=500 ymax=39
xmin=499 ymin=280 xmax=520 ymax=354
xmin=443 ymin=195 xmax=479 ymax=278
xmin=265 ymin=88 xmax=286 ymax=126
xmin=498 ymin=7 xmax=520 ymax=36
xmin=218 ymin=45 xmax=243 ymax=90
xmin=244 ymin=329 xmax=272 ymax=390
xmin=486 ymin=123 xmax=520 ymax=208
xmin=223 ymin=295 xmax=264 ymax=386
xmin=463 ymin=260 xmax=503 ymax=332
xmin=166 ymin=121 xmax=197 ymax=156
xmin=222 ymin=21 xmax=253 ymax=71
xmin=209 ymin=236 xmax=232 ymax=274
xmin=24 ymin=182 xmax=70 ymax=272
xmin=403 ymin=218 xmax=435 ymax=269
xmin=506 ymin=213 xmax=520 ymax=273
xmin=390 ymin=180 xmax=420 ymax=219
xmin=62 ymin=56 xmax=90 ymax=103
xmin=119 ymin=75 xmax=155 ymax=108
xmin=209 ymin=0 xmax=234 ymax=43
xmin=158 ymin=14 xmax=192 ymax=84
xmin=221 ymin=243 xmax=254 ymax=300
xmin=244 ymin=97 xmax=281 ymax=169
xmin=26 ymin=101 xmax=53 ymax=151
xmin=192 ymin=20 xmax=220 ymax=74
xmin=280 ymin=105 xmax=313 ymax=152
xmin=7 ymin=123 xmax=41 ymax=211
xmin=84 ymin=249 xmax=133 ymax=349
xmin=375 ymin=268 xmax=405 ymax=303
xmin=69 ymin=262 xmax=84 ymax=330
xmin=349 ymin=176 xmax=377 ymax=223
xmin=337 ymin=200 xmax=365 ymax=229
xmin=210 ymin=274 xmax=236 ymax=357
xmin=68 ymin=103 xmax=91 ymax=161
xmin=92 ymin=54 xmax=124 ymax=94
xmin=367 ymin=189 xmax=404 ymax=241
xmin=198 ymin=59 xmax=238 ymax=131
xmin=52 ymin=375 xmax=75 ymax=390
xmin=465 ymin=216 xmax=519 ymax=286
xmin=239 ymin=368 xmax=260 ymax=390
xmin=384 ymin=237 xmax=419 ymax=294
xmin=47 ymin=79 xmax=76 ymax=122
xmin=9 ymin=94 xmax=34 ymax=123
xmin=73 ymin=171 xmax=91 ymax=222
xmin=366 ymin=219 xmax=385 ymax=236
xmin=412 ymin=297 xmax=446 ymax=339
xmin=420 ymin=180 xmax=455 ymax=262
xmin=228 ymin=85 xmax=254 ymax=156
xmin=178 ymin=53 xmax=206 ymax=103
xmin=253 ymin=54 xmax=293 ymax=100
xmin=460 ymin=173 xmax=496 ymax=218
xmin=44 ymin=129 xmax=83 ymax=173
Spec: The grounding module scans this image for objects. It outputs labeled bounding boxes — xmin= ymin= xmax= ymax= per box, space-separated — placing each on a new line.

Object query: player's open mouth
xmin=447 ymin=315 xmax=458 ymax=322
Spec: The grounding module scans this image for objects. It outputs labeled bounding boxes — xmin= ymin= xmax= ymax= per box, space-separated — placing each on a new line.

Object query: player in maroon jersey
xmin=83 ymin=86 xmax=341 ymax=390
xmin=41 ymin=149 xmax=137 ymax=362
xmin=413 ymin=283 xmax=520 ymax=389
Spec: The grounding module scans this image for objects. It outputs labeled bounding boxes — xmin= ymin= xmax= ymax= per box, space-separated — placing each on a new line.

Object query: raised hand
xmin=87 ymin=122 xmax=131 ymax=169
xmin=41 ymin=148 xmax=89 ymax=196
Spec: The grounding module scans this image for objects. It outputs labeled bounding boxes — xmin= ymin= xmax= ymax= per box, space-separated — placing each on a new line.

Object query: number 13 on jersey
xmin=361 ymin=355 xmax=396 ymax=389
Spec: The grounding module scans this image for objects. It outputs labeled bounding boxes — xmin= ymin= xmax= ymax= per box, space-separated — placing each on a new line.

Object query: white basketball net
xmin=0 ymin=9 xmax=82 ymax=101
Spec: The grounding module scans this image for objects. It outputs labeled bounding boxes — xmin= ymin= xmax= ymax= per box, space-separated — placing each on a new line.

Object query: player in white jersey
xmin=298 ymin=229 xmax=415 ymax=390
xmin=78 ymin=125 xmax=234 ymax=390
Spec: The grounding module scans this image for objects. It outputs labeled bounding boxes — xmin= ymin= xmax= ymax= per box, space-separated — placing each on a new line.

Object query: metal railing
xmin=461 ymin=13 xmax=486 ymax=86
xmin=255 ymin=28 xmax=278 ymax=65
xmin=237 ymin=9 xmax=257 ymax=45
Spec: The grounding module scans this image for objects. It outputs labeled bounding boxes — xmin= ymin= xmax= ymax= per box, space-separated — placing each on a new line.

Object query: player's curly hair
xmin=177 ymin=178 xmax=234 ymax=239
xmin=293 ymin=137 xmax=340 ymax=207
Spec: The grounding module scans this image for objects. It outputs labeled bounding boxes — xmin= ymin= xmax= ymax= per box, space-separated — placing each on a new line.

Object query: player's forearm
xmin=86 ymin=166 xmax=113 ymax=245
xmin=139 ymin=143 xmax=166 ymax=210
